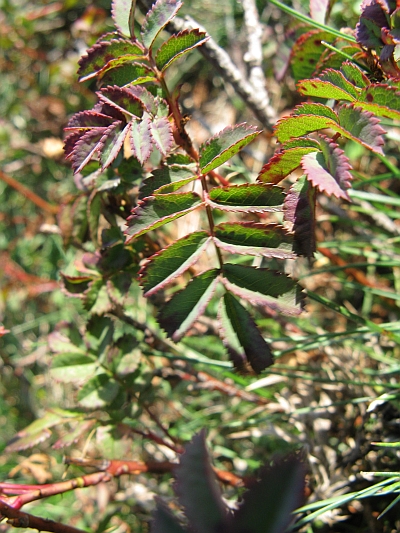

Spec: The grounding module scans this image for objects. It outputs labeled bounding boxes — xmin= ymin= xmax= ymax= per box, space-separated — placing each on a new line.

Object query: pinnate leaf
xmin=141 ymin=0 xmax=183 ymax=49
xmin=130 ymin=115 xmax=153 ymax=164
xmin=174 ymin=431 xmax=228 ymax=533
xmin=155 ymin=29 xmax=209 ymax=71
xmin=258 ymin=144 xmax=319 ymax=184
xmin=199 ymin=124 xmax=261 ymax=174
xmin=219 ymin=293 xmax=273 ymax=373
xmin=125 ymin=192 xmax=203 ymax=242
xmin=149 ymin=116 xmax=174 ymax=156
xmin=274 ymin=105 xmax=338 ymax=143
xmin=206 ymin=184 xmax=284 ymax=212
xmin=99 ymin=63 xmax=157 ymax=87
xmin=158 ymin=269 xmax=220 ymax=341
xmin=139 ymin=231 xmax=211 ymax=296
xmin=301 ymin=134 xmax=353 ymax=200
xmin=213 ymin=222 xmax=296 ymax=259
xmin=222 ymin=264 xmax=303 ymax=315
xmin=297 ymin=76 xmax=357 ymax=101
xmin=66 ymin=111 xmax=115 ymax=130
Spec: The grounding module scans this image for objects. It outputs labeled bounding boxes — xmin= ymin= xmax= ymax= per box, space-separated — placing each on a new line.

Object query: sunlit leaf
xmin=340 ymin=60 xmax=370 ymax=88
xmin=99 ymin=63 xmax=157 ymax=87
xmin=199 ymin=124 xmax=260 ymax=174
xmin=125 ymin=192 xmax=203 ymax=242
xmin=337 ymin=104 xmax=385 ymax=154
xmin=139 ymin=231 xmax=211 ymax=296
xmin=297 ymin=76 xmax=357 ymax=101
xmin=290 ymin=30 xmax=334 ymax=82
xmin=111 ymin=0 xmax=136 ymax=37
xmin=78 ymin=39 xmax=143 ymax=81
xmin=158 ymin=269 xmax=220 ymax=341
xmin=213 ymin=222 xmax=296 ymax=259
xmin=357 ymin=83 xmax=400 ymax=119
xmin=52 ymin=420 xmax=96 ymax=450
xmin=141 ymin=0 xmax=183 ymax=49
xmin=50 ymin=353 xmax=97 ymax=383
xmin=174 ymin=431 xmax=228 ymax=533
xmin=66 ymin=111 xmax=115 ymax=130
xmin=257 ymin=144 xmax=319 ymax=184
xmin=139 ymin=165 xmax=196 ymax=199
xmin=206 ymin=184 xmax=284 ymax=212
xmin=70 ymin=128 xmax=106 ymax=173
xmin=155 ymin=29 xmax=209 ymax=71
xmin=219 ymin=293 xmax=273 ymax=373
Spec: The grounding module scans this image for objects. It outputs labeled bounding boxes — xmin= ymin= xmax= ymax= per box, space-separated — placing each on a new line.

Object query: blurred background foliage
xmin=1 ymin=0 xmax=400 ymax=532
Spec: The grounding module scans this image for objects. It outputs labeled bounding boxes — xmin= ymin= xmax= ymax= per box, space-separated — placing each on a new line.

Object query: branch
xmin=137 ymin=0 xmax=276 ymax=130
xmin=0 ymin=501 xmax=87 ymax=533
xmin=0 ymin=170 xmax=59 ymax=215
xmin=241 ymin=0 xmax=270 ymax=108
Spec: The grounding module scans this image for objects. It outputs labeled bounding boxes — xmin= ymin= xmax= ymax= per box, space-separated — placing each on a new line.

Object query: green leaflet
xmin=257 ymin=145 xmax=319 ymax=184
xmin=139 ymin=165 xmax=196 ymax=198
xmin=213 ymin=222 xmax=296 ymax=259
xmin=125 ymin=192 xmax=203 ymax=242
xmin=50 ymin=353 xmax=98 ymax=383
xmin=99 ymin=63 xmax=157 ymax=87
xmin=141 ymin=0 xmax=183 ymax=50
xmin=139 ymin=231 xmax=212 ymax=296
xmin=297 ymin=78 xmax=357 ymax=101
xmin=155 ymin=29 xmax=208 ymax=71
xmin=357 ymin=84 xmax=400 ymax=120
xmin=78 ymin=39 xmax=143 ymax=81
xmin=77 ymin=373 xmax=121 ymax=408
xmin=158 ymin=269 xmax=220 ymax=341
xmin=207 ymin=184 xmax=284 ymax=212
xmin=199 ymin=124 xmax=260 ymax=174
xmin=219 ymin=293 xmax=273 ymax=373
xmin=290 ymin=30 xmax=335 ymax=82
xmin=222 ymin=264 xmax=303 ymax=315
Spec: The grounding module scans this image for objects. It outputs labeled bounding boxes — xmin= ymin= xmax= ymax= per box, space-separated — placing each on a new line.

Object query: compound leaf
xmin=158 ymin=269 xmax=220 ymax=341
xmin=125 ymin=192 xmax=203 ymax=242
xmin=297 ymin=76 xmax=357 ymax=101
xmin=219 ymin=293 xmax=273 ymax=373
xmin=139 ymin=165 xmax=196 ymax=199
xmin=290 ymin=30 xmax=335 ymax=82
xmin=174 ymin=431 xmax=228 ymax=533
xmin=222 ymin=264 xmax=303 ymax=315
xmin=155 ymin=29 xmax=209 ymax=71
xmin=199 ymin=124 xmax=261 ymax=174
xmin=70 ymin=128 xmax=105 ymax=173
xmin=139 ymin=231 xmax=211 ymax=296
xmin=213 ymin=222 xmax=296 ymax=259
xmin=141 ymin=0 xmax=183 ymax=50
xmin=340 ymin=60 xmax=370 ymax=88
xmin=337 ymin=104 xmax=385 ymax=154
xmin=206 ymin=184 xmax=284 ymax=212
xmin=357 ymin=83 xmax=400 ymax=119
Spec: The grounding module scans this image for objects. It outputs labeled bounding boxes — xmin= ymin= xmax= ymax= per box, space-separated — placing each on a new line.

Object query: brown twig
xmin=0 ymin=170 xmax=59 ymax=215
xmin=0 ymin=501 xmax=86 ymax=533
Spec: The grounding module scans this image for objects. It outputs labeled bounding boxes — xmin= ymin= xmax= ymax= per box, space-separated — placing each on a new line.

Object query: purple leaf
xmin=141 ymin=0 xmax=183 ymax=50
xmin=150 ymin=116 xmax=174 ymax=156
xmin=98 ymin=86 xmax=145 ymax=117
xmin=130 ymin=115 xmax=153 ymax=164
xmin=99 ymin=121 xmax=131 ymax=169
xmin=70 ymin=128 xmax=106 ymax=173
xmin=283 ymin=175 xmax=316 ymax=257
xmin=111 ymin=0 xmax=136 ymax=37
xmin=301 ymin=134 xmax=353 ymax=200
xmin=66 ymin=111 xmax=115 ymax=130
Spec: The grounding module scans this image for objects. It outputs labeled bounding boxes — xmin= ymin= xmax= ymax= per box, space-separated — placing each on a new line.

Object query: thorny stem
xmin=156 ymin=70 xmax=225 ymax=268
